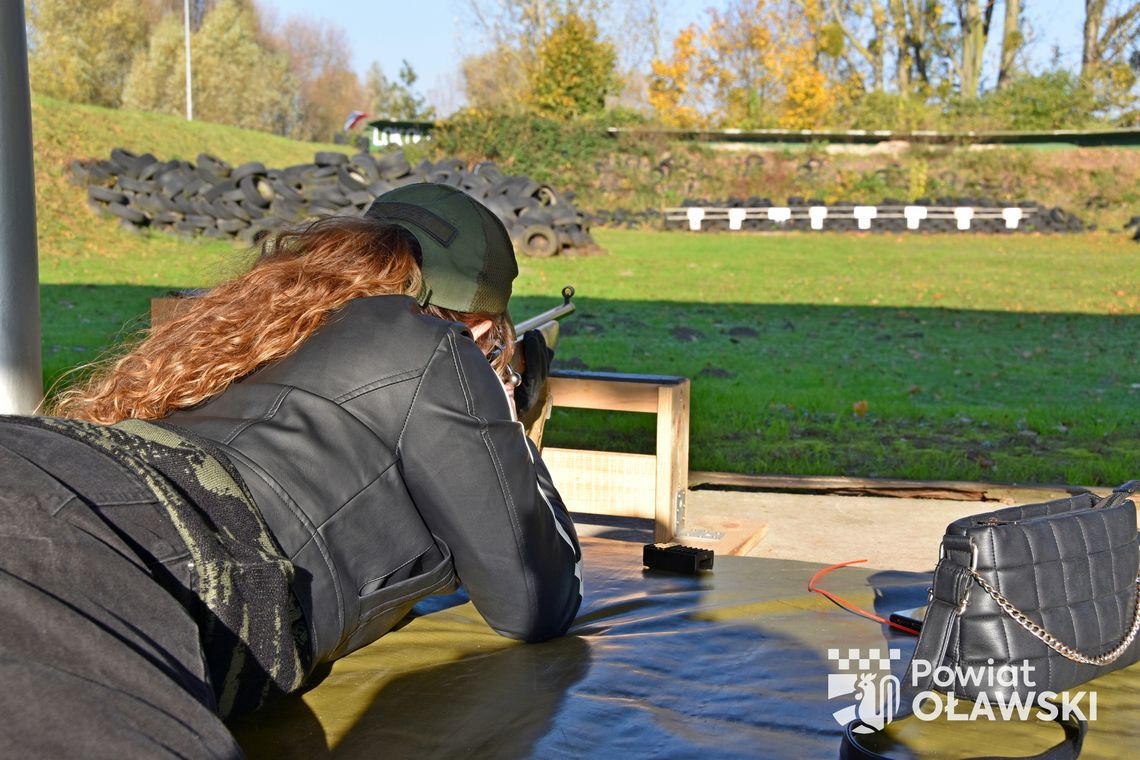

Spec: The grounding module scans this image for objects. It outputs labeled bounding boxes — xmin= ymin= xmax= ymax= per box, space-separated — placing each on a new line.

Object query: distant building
xmin=368 ymin=120 xmax=436 ymax=150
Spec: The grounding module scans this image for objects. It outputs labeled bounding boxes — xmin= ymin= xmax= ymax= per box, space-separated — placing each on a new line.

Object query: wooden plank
xmin=549 ymin=369 xmax=687 ymax=386
xmin=548 ymin=375 xmax=660 ymax=413
xmin=654 ymin=381 xmax=690 ymax=543
xmin=654 ymin=384 xmax=675 ymax=540
xmin=679 ymin=516 xmax=769 ymax=557
xmin=545 ymin=372 xmax=693 ymax=538
xmin=687 ymin=470 xmax=1085 ymax=504
xmin=674 ymin=381 xmax=691 ymax=530
xmin=542 ymin=448 xmax=656 ymax=519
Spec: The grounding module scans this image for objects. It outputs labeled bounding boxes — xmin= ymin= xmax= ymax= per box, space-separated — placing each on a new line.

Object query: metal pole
xmin=184 ymin=0 xmax=193 ymax=120
xmin=0 ymin=0 xmax=43 ymax=414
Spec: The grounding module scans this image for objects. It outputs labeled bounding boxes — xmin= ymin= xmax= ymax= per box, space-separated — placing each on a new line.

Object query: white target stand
xmin=853 ymin=206 xmax=877 ymax=230
xmin=767 ymin=207 xmax=792 ymax=224
xmin=686 ymin=207 xmax=705 ymax=231
xmin=904 ymin=206 xmax=927 ymax=230
xmin=808 ymin=206 xmax=828 ymax=230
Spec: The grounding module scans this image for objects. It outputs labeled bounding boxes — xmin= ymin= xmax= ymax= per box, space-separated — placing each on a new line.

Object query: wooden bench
xmin=539 ymin=370 xmax=690 ymax=543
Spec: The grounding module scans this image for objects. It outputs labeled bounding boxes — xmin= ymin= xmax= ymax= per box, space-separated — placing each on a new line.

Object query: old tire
xmin=314 ymin=151 xmax=349 ymax=167
xmin=88 ymin=185 xmax=128 ymax=204
xmin=240 ymin=175 xmax=274 ymax=208
xmin=520 ymin=224 xmax=558 ymax=258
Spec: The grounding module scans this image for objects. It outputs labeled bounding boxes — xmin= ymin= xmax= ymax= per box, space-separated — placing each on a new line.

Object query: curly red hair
xmin=52 ymin=216 xmax=514 ymax=423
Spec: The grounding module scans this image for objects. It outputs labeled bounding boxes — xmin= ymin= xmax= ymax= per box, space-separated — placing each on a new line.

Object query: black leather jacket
xmin=163 ymin=295 xmax=583 ymax=666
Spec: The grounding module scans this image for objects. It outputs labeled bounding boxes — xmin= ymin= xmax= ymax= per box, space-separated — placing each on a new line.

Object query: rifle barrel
xmin=514 ymin=285 xmax=575 ymax=336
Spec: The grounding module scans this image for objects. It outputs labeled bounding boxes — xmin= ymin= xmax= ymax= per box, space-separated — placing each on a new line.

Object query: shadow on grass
xmin=40 ymin=286 xmax=1140 ymax=485
xmin=40 ymin=283 xmax=180 ymax=395
xmin=510 ymin=294 xmax=1140 ymax=485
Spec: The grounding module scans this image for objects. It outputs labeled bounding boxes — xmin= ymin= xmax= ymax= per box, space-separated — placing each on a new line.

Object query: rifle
xmin=512 ymin=286 xmax=575 ymax=444
xmin=513 ymin=285 xmax=575 ymax=354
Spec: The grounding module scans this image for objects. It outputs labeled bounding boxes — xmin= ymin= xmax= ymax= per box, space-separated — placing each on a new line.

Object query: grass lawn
xmin=513 ymin=229 xmax=1139 ymax=486
xmin=39 ymin=220 xmax=1140 ymax=486
xmin=28 ymin=96 xmax=1140 ymax=486
xmin=32 ymin=95 xmax=349 ymax=389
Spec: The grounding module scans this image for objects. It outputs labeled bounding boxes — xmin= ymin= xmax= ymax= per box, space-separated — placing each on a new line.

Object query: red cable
xmin=808 ymin=559 xmax=920 ymax=636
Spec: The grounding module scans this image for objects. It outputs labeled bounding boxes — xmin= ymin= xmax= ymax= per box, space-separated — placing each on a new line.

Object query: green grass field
xmin=30 ymin=97 xmax=1140 ymax=486
xmin=517 ymin=230 xmax=1140 ymax=486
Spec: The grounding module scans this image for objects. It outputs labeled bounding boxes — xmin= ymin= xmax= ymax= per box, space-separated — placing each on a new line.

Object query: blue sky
xmin=260 ymin=0 xmax=1087 ymax=115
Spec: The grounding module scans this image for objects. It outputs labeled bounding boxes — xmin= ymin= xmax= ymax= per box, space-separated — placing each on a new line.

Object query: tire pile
xmin=660 ymin=197 xmax=1089 ymax=233
xmin=589 ymin=208 xmax=663 ymax=228
xmin=74 ymin=149 xmax=600 ymax=257
xmin=1125 ymin=215 xmax=1140 ymax=241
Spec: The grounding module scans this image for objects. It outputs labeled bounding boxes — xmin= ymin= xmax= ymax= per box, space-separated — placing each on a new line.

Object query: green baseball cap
xmin=364 ymin=183 xmax=517 ymax=314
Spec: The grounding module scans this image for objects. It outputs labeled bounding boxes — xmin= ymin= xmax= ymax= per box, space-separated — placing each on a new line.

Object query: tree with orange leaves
xmin=648 ymin=26 xmax=704 ymax=128
xmin=649 ymin=0 xmax=838 ymax=129
xmin=779 ymin=0 xmax=837 ymax=127
xmin=781 ymin=49 xmax=837 ymax=128
xmin=697 ymin=0 xmax=785 ymax=127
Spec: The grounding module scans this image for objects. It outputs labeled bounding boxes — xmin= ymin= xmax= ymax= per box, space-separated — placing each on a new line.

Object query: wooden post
xmin=654 ymin=380 xmax=690 ymax=542
xmin=542 ymin=370 xmax=691 ymax=541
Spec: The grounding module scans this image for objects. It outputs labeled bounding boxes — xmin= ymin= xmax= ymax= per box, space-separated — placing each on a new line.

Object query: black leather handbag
xmin=912 ymin=480 xmax=1140 ymax=699
xmin=842 ymin=481 xmax=1140 ymax=759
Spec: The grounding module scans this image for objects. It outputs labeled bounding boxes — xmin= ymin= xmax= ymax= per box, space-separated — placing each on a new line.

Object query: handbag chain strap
xmin=966 ymin=566 xmax=1140 ymax=666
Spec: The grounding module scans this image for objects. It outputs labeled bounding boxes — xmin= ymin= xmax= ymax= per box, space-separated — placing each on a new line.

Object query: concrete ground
xmin=575 ymin=486 xmax=1076 ymax=573
xmin=686 ymin=489 xmax=991 ymax=572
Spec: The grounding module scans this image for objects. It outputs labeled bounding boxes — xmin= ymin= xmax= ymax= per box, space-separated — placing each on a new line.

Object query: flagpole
xmin=184 ymin=0 xmax=193 ymax=120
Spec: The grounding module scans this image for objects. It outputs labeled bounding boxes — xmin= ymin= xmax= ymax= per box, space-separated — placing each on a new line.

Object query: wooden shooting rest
xmin=532 ymin=370 xmax=690 ymax=543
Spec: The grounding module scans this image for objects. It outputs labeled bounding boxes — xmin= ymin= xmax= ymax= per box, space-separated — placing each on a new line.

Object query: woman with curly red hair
xmin=0 ymin=183 xmax=582 ymax=757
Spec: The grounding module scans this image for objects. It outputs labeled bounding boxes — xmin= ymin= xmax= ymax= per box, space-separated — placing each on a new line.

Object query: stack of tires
xmin=588 ymin=208 xmax=663 ymax=229
xmin=75 ymin=149 xmax=600 ymax=257
xmin=1125 ymin=215 xmax=1140 ymax=241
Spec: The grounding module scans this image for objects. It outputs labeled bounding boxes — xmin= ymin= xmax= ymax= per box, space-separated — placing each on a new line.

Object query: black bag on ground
xmin=842 ymin=480 xmax=1140 ymax=759
xmin=911 ymin=480 xmax=1140 ymax=701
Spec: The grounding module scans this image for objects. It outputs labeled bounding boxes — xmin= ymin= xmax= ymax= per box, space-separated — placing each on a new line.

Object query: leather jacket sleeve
xmin=396 ymin=326 xmax=583 ymax=642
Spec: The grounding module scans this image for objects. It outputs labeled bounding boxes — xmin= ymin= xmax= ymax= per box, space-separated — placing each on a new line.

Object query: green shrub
xmin=949 ymin=72 xmax=1096 ymax=131
xmin=832 ymin=91 xmax=944 ymax=131
xmin=432 ymin=110 xmax=614 ymax=185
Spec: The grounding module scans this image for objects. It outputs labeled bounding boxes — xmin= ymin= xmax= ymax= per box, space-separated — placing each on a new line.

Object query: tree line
xmin=24 ymin=0 xmax=1140 ymax=139
xmin=24 ymin=0 xmax=433 ymax=142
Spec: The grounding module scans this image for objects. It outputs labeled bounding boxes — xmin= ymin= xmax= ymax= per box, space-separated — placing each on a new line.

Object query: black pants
xmin=0 ymin=422 xmax=242 ymax=758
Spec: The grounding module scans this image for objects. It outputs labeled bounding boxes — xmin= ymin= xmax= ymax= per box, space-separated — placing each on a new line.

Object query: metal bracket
xmin=678 ymin=528 xmax=725 ymax=541
xmin=674 ymin=489 xmax=686 ymax=533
